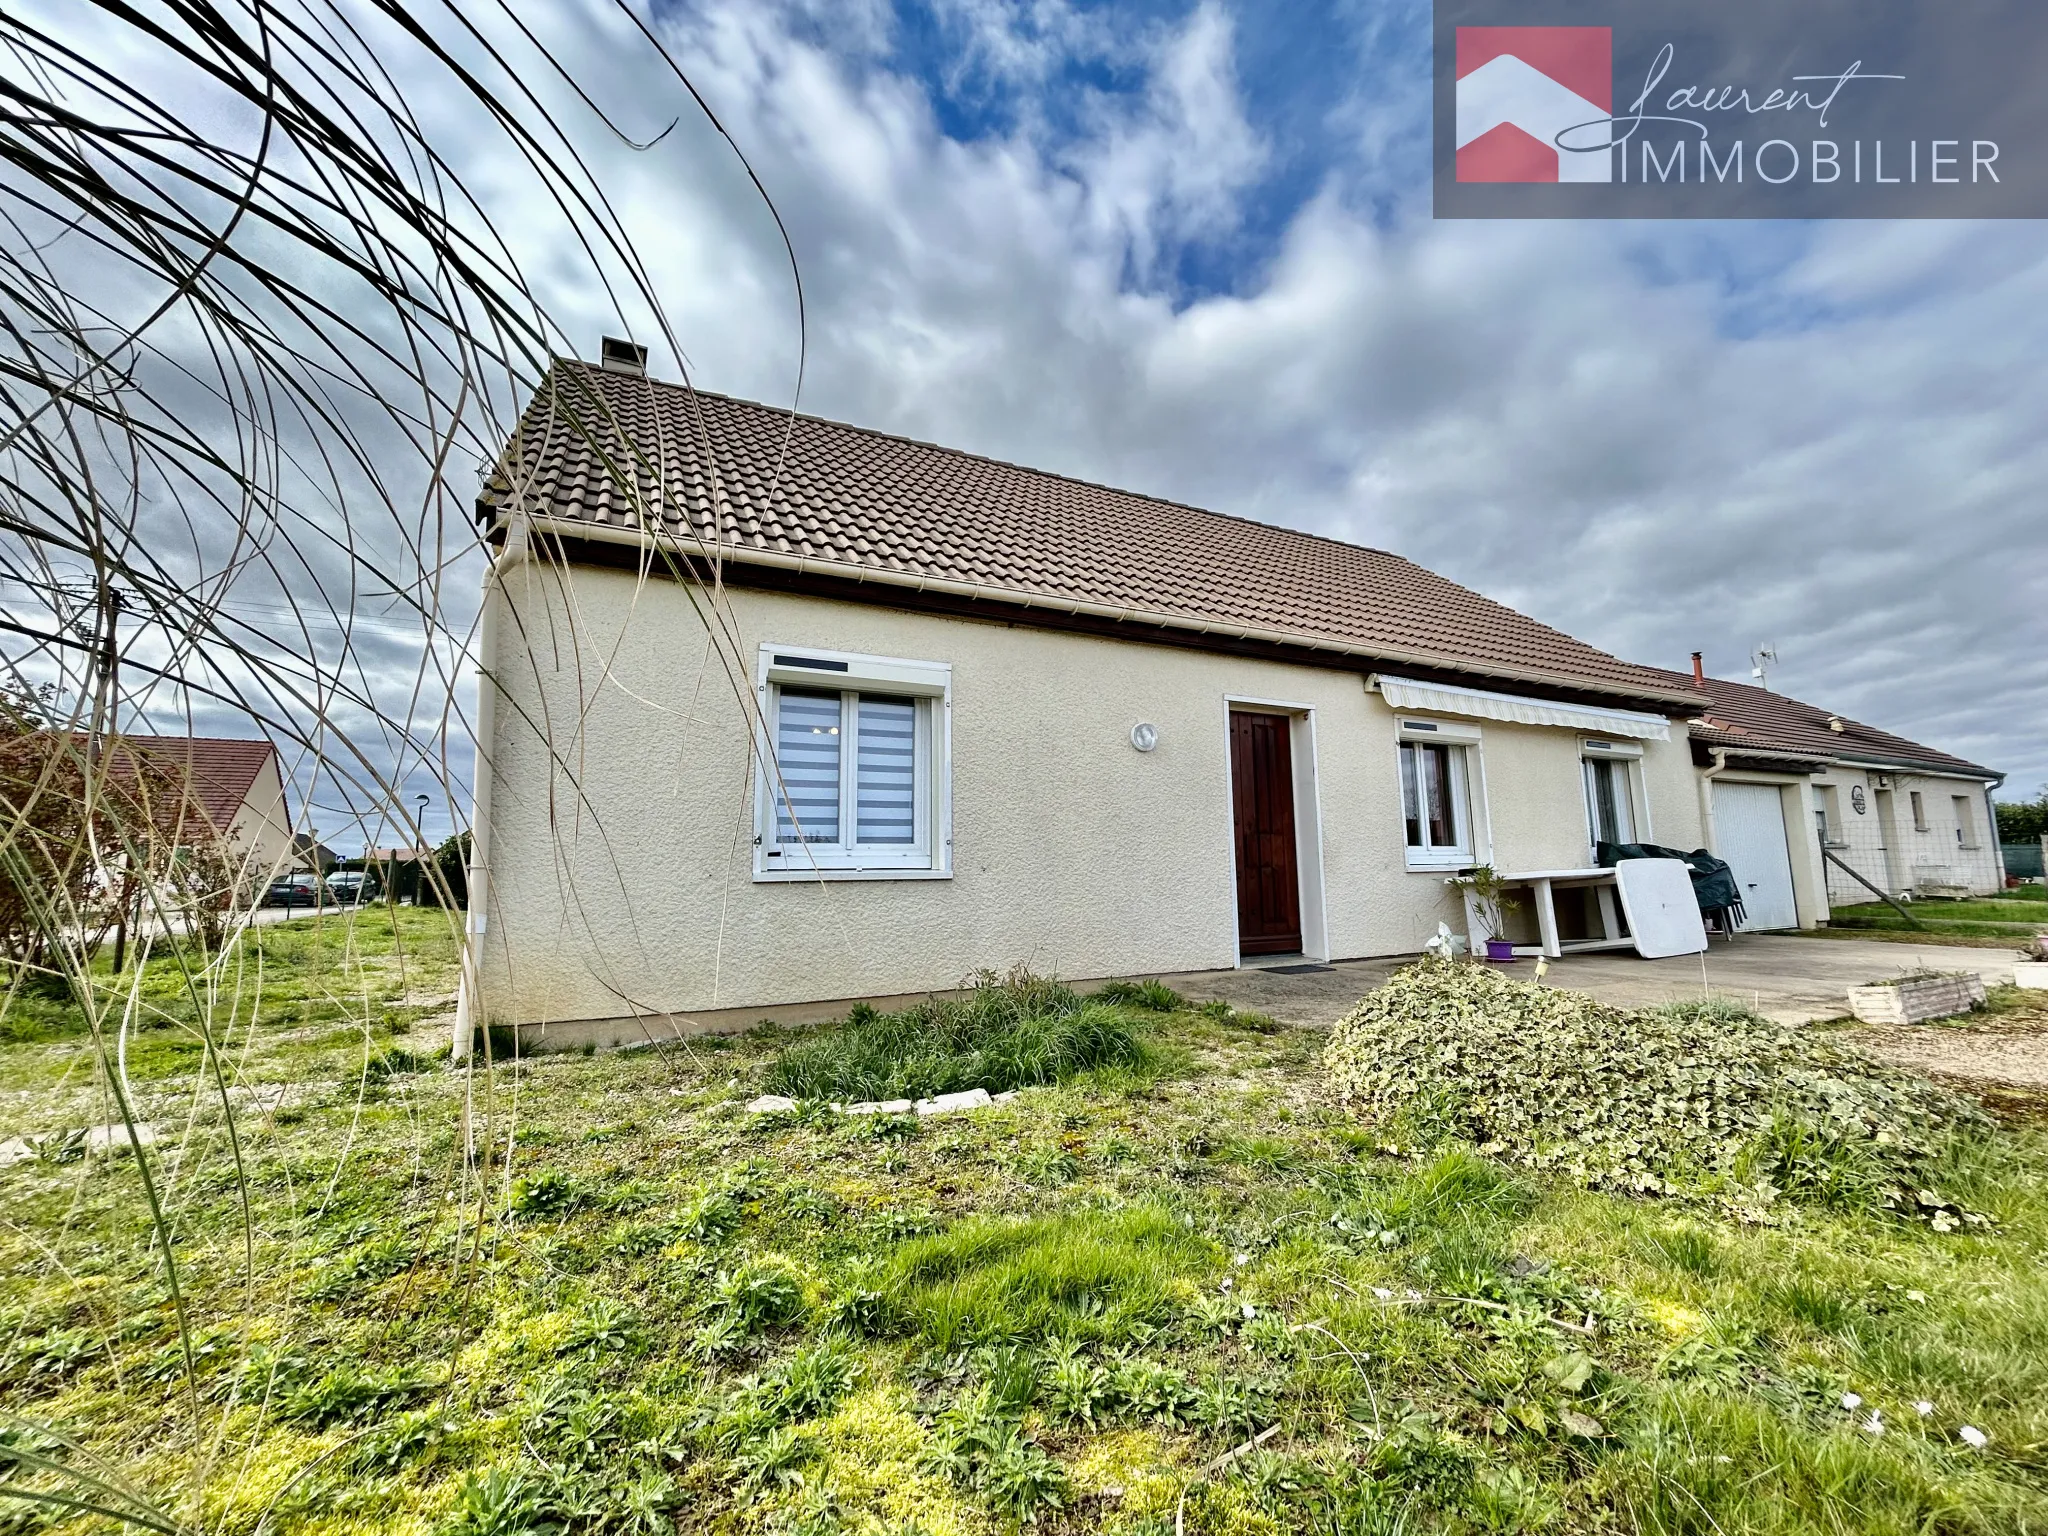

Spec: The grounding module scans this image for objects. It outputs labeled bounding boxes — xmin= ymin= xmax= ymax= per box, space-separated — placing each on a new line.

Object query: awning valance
xmin=1375 ymin=676 xmax=1671 ymax=741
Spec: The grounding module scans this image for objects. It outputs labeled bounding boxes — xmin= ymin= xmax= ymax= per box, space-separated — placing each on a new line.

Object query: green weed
xmin=713 ymin=1259 xmax=809 ymax=1335
xmin=1094 ymin=978 xmax=1185 ymax=1011
xmin=886 ymin=1206 xmax=1212 ymax=1349
xmin=509 ymin=1169 xmax=583 ymax=1220
xmin=764 ymin=971 xmax=1148 ymax=1101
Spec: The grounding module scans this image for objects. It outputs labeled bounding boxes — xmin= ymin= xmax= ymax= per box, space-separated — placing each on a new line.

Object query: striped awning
xmin=1375 ymin=676 xmax=1672 ymax=741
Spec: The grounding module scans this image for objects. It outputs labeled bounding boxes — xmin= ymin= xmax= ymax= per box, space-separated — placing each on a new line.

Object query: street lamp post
xmin=414 ymin=793 xmax=430 ymax=906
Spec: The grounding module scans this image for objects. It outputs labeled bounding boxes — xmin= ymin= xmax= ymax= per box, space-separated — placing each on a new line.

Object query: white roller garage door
xmin=1714 ymin=781 xmax=1799 ymax=931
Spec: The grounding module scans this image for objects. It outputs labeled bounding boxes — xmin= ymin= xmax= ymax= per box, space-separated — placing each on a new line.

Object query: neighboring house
xmin=292 ymin=833 xmax=338 ymax=873
xmin=74 ymin=733 xmax=299 ymax=901
xmin=115 ymin=736 xmax=297 ymax=894
xmin=1655 ymin=658 xmax=2004 ymax=922
xmin=467 ymin=354 xmax=1718 ymax=1041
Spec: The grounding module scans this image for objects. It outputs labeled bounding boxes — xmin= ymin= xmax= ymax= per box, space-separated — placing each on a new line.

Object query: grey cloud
xmin=595 ymin=0 xmax=2044 ymax=783
xmin=22 ymin=0 xmax=2035 ymax=842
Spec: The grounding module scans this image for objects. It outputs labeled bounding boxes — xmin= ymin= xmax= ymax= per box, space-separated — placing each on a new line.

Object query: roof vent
xmin=1827 ymin=716 xmax=1845 ymax=732
xmin=599 ymin=336 xmax=647 ymax=376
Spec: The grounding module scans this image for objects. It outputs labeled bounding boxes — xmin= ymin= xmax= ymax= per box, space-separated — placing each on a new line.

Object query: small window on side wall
xmin=1953 ymin=794 xmax=1977 ymax=849
xmin=1813 ymin=784 xmax=1843 ymax=847
xmin=1398 ymin=725 xmax=1477 ymax=867
xmin=757 ymin=648 xmax=950 ymax=879
xmin=1910 ymin=790 xmax=1928 ymax=831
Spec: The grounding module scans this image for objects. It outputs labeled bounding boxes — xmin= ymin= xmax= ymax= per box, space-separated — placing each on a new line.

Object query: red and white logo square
xmin=1456 ymin=27 xmax=1613 ymax=182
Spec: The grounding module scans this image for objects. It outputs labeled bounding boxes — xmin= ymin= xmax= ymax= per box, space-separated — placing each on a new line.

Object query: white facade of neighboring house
xmin=1660 ymin=666 xmax=2005 ymax=925
xmin=222 ymin=750 xmax=295 ymax=884
xmin=464 ymin=359 xmax=1717 ymax=1045
xmin=1808 ymin=766 xmax=2004 ymax=904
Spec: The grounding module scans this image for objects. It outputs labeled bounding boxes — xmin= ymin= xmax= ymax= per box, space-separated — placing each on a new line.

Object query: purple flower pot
xmin=1485 ymin=940 xmax=1517 ymax=962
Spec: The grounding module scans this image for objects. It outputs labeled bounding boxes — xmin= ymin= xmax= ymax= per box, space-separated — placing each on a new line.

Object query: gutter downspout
xmin=1984 ymin=783 xmax=2008 ymax=889
xmin=451 ymin=509 xmax=528 ymax=1062
xmin=1697 ymin=746 xmax=1729 ymax=858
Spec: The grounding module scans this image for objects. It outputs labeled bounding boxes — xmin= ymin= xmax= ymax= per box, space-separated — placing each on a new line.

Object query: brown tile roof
xmin=110 ymin=736 xmax=279 ymax=831
xmin=482 ymin=362 xmax=1706 ymax=708
xmin=1647 ymin=670 xmax=1999 ymax=779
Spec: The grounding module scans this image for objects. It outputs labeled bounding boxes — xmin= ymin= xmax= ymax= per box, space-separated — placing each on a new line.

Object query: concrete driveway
xmin=1160 ymin=936 xmax=2029 ymax=1028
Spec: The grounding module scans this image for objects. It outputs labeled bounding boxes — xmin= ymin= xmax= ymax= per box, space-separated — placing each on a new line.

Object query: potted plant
xmin=1450 ymin=865 xmax=1522 ymax=962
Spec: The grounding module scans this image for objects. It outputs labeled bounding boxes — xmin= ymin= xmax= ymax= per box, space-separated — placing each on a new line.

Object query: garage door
xmin=1714 ymin=781 xmax=1799 ymax=930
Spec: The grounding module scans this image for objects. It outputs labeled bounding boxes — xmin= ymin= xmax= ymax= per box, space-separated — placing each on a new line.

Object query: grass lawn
xmin=3 ymin=919 xmax=2047 ymax=1535
xmin=1821 ymin=888 xmax=2047 ymax=946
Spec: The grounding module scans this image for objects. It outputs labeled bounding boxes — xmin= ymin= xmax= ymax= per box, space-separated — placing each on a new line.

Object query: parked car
xmin=324 ymin=871 xmax=380 ymax=905
xmin=263 ymin=872 xmax=324 ymax=908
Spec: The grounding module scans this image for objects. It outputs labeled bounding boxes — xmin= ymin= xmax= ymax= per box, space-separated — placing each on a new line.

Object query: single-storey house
xmin=117 ymin=735 xmax=297 ymax=896
xmin=466 ymin=352 xmax=1733 ymax=1046
xmin=1656 ymin=661 xmax=2005 ymax=918
xmin=465 ymin=352 xmax=2008 ymax=1046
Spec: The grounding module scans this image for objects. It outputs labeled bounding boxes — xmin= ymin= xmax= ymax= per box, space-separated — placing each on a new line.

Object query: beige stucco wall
xmin=478 ymin=562 xmax=1702 ymax=1025
xmin=224 ymin=753 xmax=294 ymax=886
xmin=1810 ymin=765 xmax=2002 ymax=902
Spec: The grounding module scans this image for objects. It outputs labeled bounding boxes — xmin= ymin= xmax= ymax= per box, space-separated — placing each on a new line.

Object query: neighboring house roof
xmin=292 ymin=833 xmax=337 ymax=865
xmin=482 ymin=363 xmax=1706 ymax=709
xmin=113 ymin=736 xmax=279 ymax=829
xmin=1649 ymin=670 xmax=2001 ymax=781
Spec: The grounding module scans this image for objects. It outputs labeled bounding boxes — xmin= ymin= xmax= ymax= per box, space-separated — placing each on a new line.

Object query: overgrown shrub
xmin=1323 ymin=958 xmax=1986 ymax=1209
xmin=763 ymin=969 xmax=1148 ymax=1102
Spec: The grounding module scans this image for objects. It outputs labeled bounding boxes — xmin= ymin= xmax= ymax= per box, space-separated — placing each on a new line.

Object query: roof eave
xmin=511 ymin=513 xmax=1710 ymax=714
xmin=1832 ymin=754 xmax=2003 ymax=784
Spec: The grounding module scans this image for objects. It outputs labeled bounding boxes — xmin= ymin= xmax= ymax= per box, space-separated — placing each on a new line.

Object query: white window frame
xmin=754 ymin=645 xmax=952 ymax=881
xmin=1396 ymin=718 xmax=1486 ymax=870
xmin=1580 ymin=738 xmax=1645 ymax=857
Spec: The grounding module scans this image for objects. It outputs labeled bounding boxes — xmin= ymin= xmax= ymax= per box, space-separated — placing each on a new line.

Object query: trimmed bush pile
xmin=765 ymin=970 xmax=1149 ymax=1102
xmin=1323 ymin=958 xmax=1986 ymax=1206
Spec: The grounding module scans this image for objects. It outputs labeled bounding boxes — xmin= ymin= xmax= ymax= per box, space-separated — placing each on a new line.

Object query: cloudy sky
xmin=524 ymin=0 xmax=2043 ymax=796
xmin=15 ymin=0 xmax=2043 ymax=851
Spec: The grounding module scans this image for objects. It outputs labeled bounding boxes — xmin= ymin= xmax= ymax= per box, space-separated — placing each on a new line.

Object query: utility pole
xmin=77 ymin=579 xmax=136 ymax=972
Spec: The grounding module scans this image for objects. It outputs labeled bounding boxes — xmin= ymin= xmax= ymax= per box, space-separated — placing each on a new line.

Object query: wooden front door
xmin=1230 ymin=711 xmax=1302 ymax=955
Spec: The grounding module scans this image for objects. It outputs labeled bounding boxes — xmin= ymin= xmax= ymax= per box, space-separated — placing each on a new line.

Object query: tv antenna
xmin=1750 ymin=644 xmax=1777 ymax=691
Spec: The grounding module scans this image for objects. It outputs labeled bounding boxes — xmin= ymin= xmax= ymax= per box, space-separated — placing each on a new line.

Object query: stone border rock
xmin=1848 ymin=973 xmax=1988 ymax=1025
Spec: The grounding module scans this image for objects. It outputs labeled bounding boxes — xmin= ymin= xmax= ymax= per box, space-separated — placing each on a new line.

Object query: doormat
xmin=1264 ymin=963 xmax=1335 ymax=975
